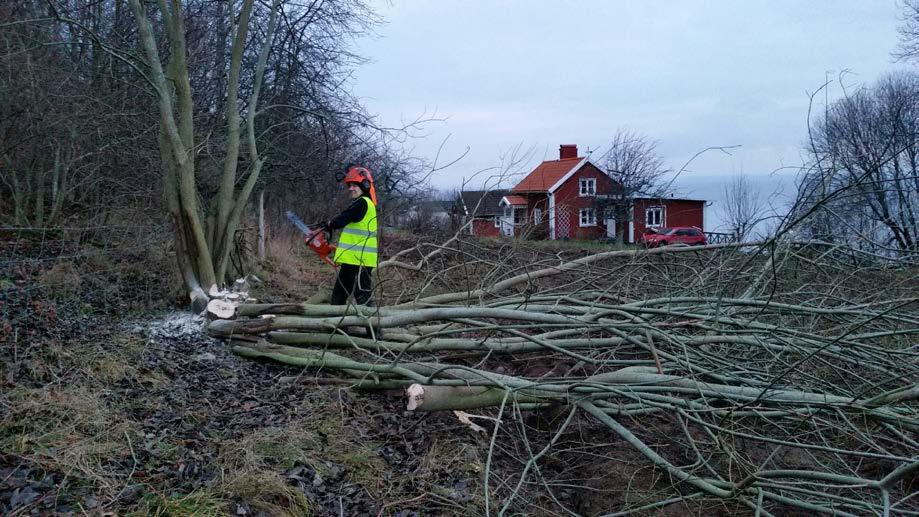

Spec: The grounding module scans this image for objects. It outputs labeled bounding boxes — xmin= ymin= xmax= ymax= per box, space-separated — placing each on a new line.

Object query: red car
xmin=640 ymin=226 xmax=706 ymax=247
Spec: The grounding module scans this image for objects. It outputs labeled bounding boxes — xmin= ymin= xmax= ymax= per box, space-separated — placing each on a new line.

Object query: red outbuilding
xmin=631 ymin=197 xmax=706 ymax=243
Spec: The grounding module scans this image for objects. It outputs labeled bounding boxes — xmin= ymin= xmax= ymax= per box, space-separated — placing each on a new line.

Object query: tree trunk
xmin=212 ymin=0 xmax=255 ymax=268
xmin=129 ymin=0 xmax=279 ymax=306
xmin=405 ymin=384 xmax=538 ymax=411
xmin=213 ymin=0 xmax=279 ymax=282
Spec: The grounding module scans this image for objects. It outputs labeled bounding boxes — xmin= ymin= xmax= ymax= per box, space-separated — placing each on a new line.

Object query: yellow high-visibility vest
xmin=333 ymin=197 xmax=378 ymax=267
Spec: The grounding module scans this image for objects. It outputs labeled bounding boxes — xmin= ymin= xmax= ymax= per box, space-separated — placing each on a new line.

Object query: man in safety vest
xmin=322 ymin=165 xmax=379 ymax=305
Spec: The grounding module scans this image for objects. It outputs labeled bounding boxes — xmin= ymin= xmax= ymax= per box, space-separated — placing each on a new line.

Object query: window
xmin=646 ymin=206 xmax=663 ymax=227
xmin=513 ymin=207 xmax=526 ymax=225
xmin=579 ymin=208 xmax=596 ymax=227
xmin=494 ymin=218 xmax=500 ymax=228
xmin=533 ymin=208 xmax=543 ymax=223
xmin=579 ymin=178 xmax=596 ymax=196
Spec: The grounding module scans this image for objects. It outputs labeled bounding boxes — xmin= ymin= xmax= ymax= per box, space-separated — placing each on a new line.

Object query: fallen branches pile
xmin=210 ymin=240 xmax=918 ymax=515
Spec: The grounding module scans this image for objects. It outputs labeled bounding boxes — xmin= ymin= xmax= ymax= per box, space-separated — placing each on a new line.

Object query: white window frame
xmin=513 ymin=206 xmax=526 ymax=225
xmin=533 ymin=208 xmax=542 ymax=223
xmin=646 ymin=206 xmax=664 ymax=227
xmin=494 ymin=217 xmax=500 ymax=228
xmin=579 ymin=208 xmax=596 ymax=227
xmin=579 ymin=177 xmax=596 ymax=197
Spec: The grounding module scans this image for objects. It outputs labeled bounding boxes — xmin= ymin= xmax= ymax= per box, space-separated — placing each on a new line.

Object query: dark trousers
xmin=331 ymin=263 xmax=373 ymax=305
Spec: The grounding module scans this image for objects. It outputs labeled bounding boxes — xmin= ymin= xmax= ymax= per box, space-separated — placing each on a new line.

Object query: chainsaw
xmin=286 ymin=211 xmax=337 ymax=268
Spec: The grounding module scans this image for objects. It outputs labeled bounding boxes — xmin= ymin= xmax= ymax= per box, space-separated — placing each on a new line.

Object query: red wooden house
xmin=504 ymin=144 xmax=619 ymax=240
xmin=502 ymin=144 xmax=706 ymax=242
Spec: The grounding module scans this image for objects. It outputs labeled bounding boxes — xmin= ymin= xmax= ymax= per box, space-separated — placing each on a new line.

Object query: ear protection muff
xmin=341 ymin=165 xmax=378 ymax=206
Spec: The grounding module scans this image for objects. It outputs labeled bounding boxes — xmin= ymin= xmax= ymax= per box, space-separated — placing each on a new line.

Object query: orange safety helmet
xmin=342 ymin=165 xmax=378 ymax=206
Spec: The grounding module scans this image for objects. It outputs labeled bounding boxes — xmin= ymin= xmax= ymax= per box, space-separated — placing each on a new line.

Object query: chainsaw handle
xmin=303 ymin=228 xmax=329 ymax=247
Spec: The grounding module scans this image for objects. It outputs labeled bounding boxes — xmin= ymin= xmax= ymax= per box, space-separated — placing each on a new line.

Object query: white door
xmin=501 ymin=217 xmax=514 ymax=236
xmin=605 ymin=218 xmax=616 ymax=239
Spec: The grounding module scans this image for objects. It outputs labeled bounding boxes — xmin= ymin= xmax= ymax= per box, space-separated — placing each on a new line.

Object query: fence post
xmin=258 ymin=190 xmax=266 ymax=260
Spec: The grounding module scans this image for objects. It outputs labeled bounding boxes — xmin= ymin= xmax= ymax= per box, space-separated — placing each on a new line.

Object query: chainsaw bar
xmin=286 ymin=210 xmax=337 ymax=269
xmin=285 ymin=210 xmax=313 ymax=236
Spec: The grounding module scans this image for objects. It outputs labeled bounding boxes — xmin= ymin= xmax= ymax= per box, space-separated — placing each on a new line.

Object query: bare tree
xmin=0 ymin=0 xmax=159 ymax=226
xmin=122 ymin=0 xmax=416 ymax=308
xmin=893 ymin=0 xmax=919 ymax=62
xmin=3 ymin=0 xmax=438 ymax=303
xmin=125 ymin=0 xmax=288 ymax=308
xmin=800 ymin=72 xmax=919 ymax=255
xmin=597 ymin=129 xmax=670 ymax=242
xmin=719 ymin=172 xmax=764 ymax=241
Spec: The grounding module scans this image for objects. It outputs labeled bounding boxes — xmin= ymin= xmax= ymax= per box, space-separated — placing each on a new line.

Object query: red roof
xmin=511 ymin=157 xmax=582 ymax=193
xmin=503 ymin=195 xmax=527 ymax=205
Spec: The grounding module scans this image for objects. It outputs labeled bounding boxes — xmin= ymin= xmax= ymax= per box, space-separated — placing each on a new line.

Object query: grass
xmin=0 ymin=383 xmax=136 ymax=495
xmin=0 ymin=312 xmax=158 ymax=511
xmin=1 ymin=386 xmax=121 ymax=449
xmin=418 ymin=438 xmax=484 ymax=480
xmin=37 ymin=260 xmax=83 ymax=295
xmin=220 ymin=470 xmax=314 ymax=516
xmin=220 ymin=410 xmax=388 ymax=497
xmin=74 ymin=333 xmax=146 ymax=384
xmin=134 ymin=489 xmax=226 ymax=517
xmin=416 ymin=438 xmax=486 ymax=514
xmin=252 ymin=236 xmax=333 ymax=301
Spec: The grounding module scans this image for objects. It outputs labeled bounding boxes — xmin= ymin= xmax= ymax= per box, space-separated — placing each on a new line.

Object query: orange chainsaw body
xmin=305 ymin=229 xmax=337 ymax=267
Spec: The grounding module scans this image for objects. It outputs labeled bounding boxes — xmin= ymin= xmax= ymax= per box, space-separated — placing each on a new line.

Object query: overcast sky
xmin=352 ymin=1 xmax=910 ymax=230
